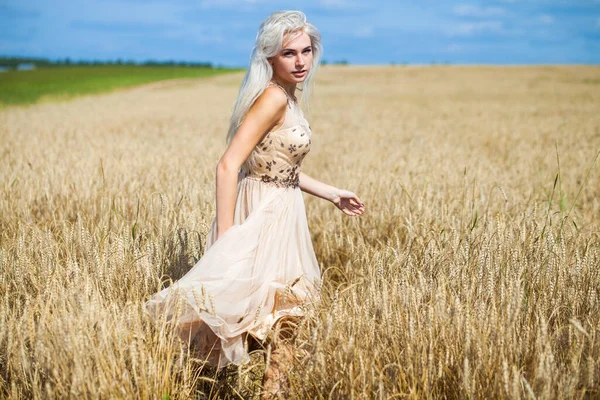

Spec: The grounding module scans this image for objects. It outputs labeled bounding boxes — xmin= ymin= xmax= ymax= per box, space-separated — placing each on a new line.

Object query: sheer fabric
xmin=144 ymin=82 xmax=322 ymax=369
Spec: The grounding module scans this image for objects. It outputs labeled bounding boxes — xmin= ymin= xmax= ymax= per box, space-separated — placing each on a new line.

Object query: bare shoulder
xmin=246 ymin=86 xmax=288 ymax=128
xmin=256 ymin=86 xmax=288 ymax=110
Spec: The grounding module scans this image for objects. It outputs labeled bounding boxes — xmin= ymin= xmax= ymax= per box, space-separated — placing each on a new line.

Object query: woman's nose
xmin=296 ymin=54 xmax=305 ymax=66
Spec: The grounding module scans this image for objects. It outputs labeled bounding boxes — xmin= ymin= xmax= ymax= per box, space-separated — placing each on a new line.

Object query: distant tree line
xmin=0 ymin=56 xmax=216 ymax=69
xmin=321 ymin=59 xmax=349 ymax=66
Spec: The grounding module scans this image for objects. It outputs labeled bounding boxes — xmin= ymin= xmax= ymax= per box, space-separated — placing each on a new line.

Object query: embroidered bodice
xmin=238 ymin=82 xmax=312 ymax=188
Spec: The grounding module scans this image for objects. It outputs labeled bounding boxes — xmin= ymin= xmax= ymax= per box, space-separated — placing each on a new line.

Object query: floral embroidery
xmin=259 ymin=173 xmax=300 ymax=188
xmin=240 ymin=95 xmax=310 ymax=190
xmin=261 ymin=174 xmax=277 ymax=184
xmin=255 ymin=165 xmax=300 ymax=188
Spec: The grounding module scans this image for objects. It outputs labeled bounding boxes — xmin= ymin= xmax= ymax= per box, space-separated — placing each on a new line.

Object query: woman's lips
xmin=292 ymin=70 xmax=306 ymax=77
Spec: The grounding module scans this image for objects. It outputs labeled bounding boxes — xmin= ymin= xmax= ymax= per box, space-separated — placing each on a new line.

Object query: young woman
xmin=144 ymin=10 xmax=366 ymax=397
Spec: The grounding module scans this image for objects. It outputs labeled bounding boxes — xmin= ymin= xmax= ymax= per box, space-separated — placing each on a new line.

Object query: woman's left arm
xmin=298 ymin=172 xmax=366 ymax=216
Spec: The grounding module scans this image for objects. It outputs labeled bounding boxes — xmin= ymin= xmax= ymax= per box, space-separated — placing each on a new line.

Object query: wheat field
xmin=1 ymin=65 xmax=599 ymax=399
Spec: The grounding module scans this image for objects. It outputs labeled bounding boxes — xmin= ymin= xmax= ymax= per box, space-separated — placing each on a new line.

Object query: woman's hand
xmin=332 ymin=189 xmax=366 ymax=216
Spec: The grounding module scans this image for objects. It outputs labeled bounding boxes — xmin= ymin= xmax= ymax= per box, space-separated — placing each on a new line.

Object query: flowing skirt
xmin=144 ymin=176 xmax=322 ymax=369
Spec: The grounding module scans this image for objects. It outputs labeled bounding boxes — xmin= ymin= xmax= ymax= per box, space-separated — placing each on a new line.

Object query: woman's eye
xmin=284 ymin=52 xmax=293 ymax=56
xmin=303 ymin=49 xmax=312 ymax=53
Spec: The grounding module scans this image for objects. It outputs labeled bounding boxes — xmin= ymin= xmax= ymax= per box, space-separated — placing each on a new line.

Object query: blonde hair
xmin=225 ymin=10 xmax=323 ymax=144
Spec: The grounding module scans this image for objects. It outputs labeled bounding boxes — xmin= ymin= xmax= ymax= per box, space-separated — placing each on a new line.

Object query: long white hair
xmin=225 ymin=10 xmax=323 ymax=144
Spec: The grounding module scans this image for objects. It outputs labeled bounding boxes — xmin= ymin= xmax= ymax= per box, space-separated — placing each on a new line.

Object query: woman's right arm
xmin=215 ymin=87 xmax=288 ymax=239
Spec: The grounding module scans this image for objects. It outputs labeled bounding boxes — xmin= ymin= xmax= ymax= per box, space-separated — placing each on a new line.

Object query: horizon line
xmin=1 ymin=54 xmax=599 ymax=68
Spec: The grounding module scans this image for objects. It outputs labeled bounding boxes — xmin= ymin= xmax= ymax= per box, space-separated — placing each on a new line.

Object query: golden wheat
xmin=1 ymin=66 xmax=599 ymax=399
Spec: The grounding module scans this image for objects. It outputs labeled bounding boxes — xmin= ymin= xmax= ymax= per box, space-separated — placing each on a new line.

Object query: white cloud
xmin=198 ymin=0 xmax=268 ymax=9
xmin=539 ymin=14 xmax=554 ymax=24
xmin=447 ymin=20 xmax=504 ymax=36
xmin=163 ymin=27 xmax=225 ymax=44
xmin=446 ymin=43 xmax=462 ymax=53
xmin=453 ymin=5 xmax=506 ymax=18
xmin=319 ymin=0 xmax=354 ymax=8
xmin=355 ymin=26 xmax=373 ymax=38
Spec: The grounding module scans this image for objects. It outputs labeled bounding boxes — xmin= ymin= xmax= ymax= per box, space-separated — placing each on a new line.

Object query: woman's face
xmin=269 ymin=30 xmax=313 ymax=85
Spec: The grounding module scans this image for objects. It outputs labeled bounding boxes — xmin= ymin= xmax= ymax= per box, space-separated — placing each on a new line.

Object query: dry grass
xmin=1 ymin=65 xmax=599 ymax=399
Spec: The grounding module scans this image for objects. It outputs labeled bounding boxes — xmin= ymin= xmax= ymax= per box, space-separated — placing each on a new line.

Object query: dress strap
xmin=266 ymin=81 xmax=298 ymax=106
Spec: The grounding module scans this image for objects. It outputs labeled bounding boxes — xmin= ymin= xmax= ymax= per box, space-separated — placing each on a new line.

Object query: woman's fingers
xmin=337 ymin=193 xmax=366 ymax=216
xmin=344 ymin=206 xmax=361 ymax=216
xmin=350 ymin=194 xmax=365 ymax=208
xmin=354 ymin=204 xmax=365 ymax=214
xmin=349 ymin=200 xmax=364 ymax=211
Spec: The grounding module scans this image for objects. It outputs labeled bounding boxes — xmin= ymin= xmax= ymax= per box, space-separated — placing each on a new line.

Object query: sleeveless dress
xmin=144 ymin=82 xmax=322 ymax=370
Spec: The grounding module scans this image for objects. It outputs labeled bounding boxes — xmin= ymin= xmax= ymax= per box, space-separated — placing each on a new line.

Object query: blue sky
xmin=1 ymin=0 xmax=599 ymax=66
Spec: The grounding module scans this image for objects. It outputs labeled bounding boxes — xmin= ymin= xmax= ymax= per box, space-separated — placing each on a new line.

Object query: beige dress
xmin=144 ymin=82 xmax=322 ymax=370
